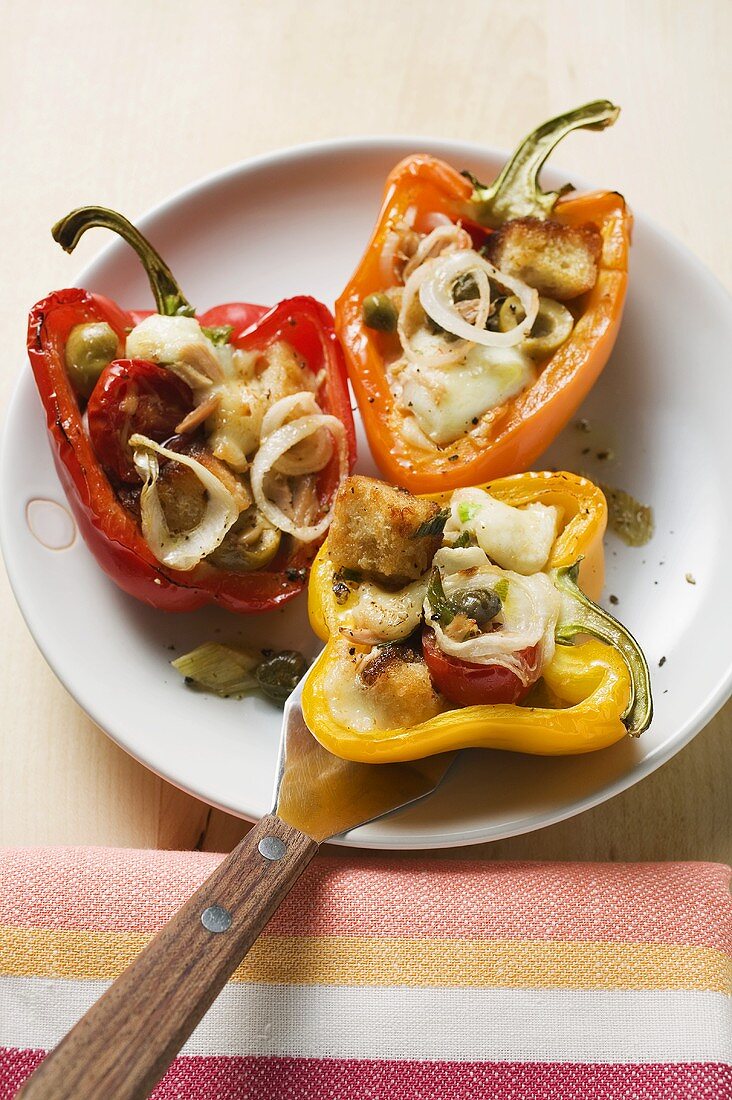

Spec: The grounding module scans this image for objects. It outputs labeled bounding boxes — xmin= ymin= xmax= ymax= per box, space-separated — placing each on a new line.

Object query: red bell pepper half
xmin=27 ymin=207 xmax=356 ymax=613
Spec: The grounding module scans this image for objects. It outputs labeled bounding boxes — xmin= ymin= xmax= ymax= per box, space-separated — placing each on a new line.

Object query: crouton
xmin=357 ymin=640 xmax=443 ymax=728
xmin=487 ymin=216 xmax=602 ymax=301
xmin=328 ymin=475 xmax=441 ymax=587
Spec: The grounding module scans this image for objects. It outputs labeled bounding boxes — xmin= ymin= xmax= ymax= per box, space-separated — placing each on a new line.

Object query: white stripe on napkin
xmin=2 ymin=977 xmax=731 ymax=1063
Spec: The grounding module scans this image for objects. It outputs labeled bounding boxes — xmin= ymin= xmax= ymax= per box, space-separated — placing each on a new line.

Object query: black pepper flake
xmin=184 ymin=676 xmax=193 ymax=685
xmin=471 ymin=417 xmax=479 ymax=425
xmin=167 ymin=644 xmax=176 ymax=651
xmin=368 ymin=397 xmax=375 ymax=403
xmin=576 ymin=418 xmax=592 ymax=433
xmin=596 ymin=449 xmax=613 ymax=461
xmin=285 ymin=567 xmax=307 ymax=582
xmin=581 ymin=447 xmax=591 ymax=455
xmin=448 ymin=454 xmax=459 ymax=462
xmin=348 ymin=647 xmax=356 ymax=656
xmin=659 ymin=656 xmax=666 ymax=667
xmin=609 ymin=594 xmax=619 ymax=606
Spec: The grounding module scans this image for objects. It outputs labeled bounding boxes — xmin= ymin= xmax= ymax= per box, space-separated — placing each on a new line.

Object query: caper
xmin=362 ymin=292 xmax=398 ymax=332
xmin=498 ymin=295 xmax=574 ymax=360
xmin=452 ymin=273 xmax=479 ymax=303
xmin=448 ymin=587 xmax=502 ymax=629
xmin=64 ymin=322 xmax=121 ymax=399
xmin=208 ymin=508 xmax=281 ymax=572
xmin=256 ymin=650 xmax=309 ymax=702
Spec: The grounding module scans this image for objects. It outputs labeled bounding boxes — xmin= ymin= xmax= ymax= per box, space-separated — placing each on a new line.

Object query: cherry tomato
xmin=422 ymin=628 xmax=541 ymax=707
xmin=87 ymin=359 xmax=193 ymax=484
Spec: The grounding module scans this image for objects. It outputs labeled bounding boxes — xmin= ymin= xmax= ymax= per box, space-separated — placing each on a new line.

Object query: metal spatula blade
xmin=273 ymin=680 xmax=456 ymax=842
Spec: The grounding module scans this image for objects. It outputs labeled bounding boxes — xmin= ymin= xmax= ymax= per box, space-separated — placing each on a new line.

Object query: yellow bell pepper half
xmin=302 ymin=472 xmax=653 ymax=764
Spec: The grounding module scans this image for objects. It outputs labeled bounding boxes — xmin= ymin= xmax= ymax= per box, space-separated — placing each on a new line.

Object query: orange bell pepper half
xmin=335 ymin=101 xmax=632 ymax=493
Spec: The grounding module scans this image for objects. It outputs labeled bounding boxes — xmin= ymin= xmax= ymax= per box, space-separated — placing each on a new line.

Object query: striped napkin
xmin=0 ymin=848 xmax=730 ymax=1098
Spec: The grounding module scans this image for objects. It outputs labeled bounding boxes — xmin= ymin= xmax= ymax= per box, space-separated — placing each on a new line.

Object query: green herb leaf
xmin=412 ymin=508 xmax=449 ymax=539
xmin=426 ymin=566 xmax=454 ymax=626
xmin=452 ymin=531 xmax=472 ymax=548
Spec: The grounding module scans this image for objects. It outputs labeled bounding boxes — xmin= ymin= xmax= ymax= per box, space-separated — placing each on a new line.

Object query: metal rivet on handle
xmin=201 ymin=905 xmax=232 ymax=933
xmin=258 ymin=836 xmax=287 ymax=861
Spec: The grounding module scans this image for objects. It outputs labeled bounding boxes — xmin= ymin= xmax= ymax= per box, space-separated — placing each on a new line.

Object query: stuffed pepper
xmin=302 ymin=472 xmax=652 ymax=762
xmin=27 ymin=207 xmax=356 ymax=613
xmin=335 ymin=101 xmax=631 ymax=493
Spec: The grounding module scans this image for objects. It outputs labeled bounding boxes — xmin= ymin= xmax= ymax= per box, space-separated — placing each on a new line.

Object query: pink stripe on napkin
xmin=2 ymin=1051 xmax=732 ymax=1100
xmin=0 ymin=847 xmax=729 ymax=948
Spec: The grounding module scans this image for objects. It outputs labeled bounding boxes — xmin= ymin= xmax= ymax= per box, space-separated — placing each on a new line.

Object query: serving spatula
xmin=18 ymin=681 xmax=455 ymax=1100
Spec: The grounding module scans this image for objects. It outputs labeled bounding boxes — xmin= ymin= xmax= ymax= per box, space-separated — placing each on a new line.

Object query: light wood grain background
xmin=1 ymin=0 xmax=730 ymax=859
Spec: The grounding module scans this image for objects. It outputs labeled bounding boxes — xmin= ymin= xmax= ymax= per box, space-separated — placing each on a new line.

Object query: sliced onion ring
xmin=419 ymin=249 xmax=539 ymax=349
xmin=130 ymin=434 xmax=239 ymax=572
xmin=251 ymin=414 xmax=348 ymax=542
xmin=398 ymin=263 xmax=470 ymax=368
xmin=260 ymin=393 xmax=334 ymax=476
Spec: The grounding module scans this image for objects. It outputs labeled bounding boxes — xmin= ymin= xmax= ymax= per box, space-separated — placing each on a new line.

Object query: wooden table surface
xmin=2 ymin=0 xmax=730 ymax=860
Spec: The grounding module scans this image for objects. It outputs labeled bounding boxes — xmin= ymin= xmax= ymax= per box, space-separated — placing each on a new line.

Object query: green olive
xmin=207 ymin=507 xmax=281 ymax=572
xmin=64 ymin=322 xmax=121 ymax=399
xmin=362 ymin=292 xmax=398 ymax=333
xmin=158 ymin=462 xmax=207 ymax=534
xmin=256 ymin=650 xmax=309 ymax=702
xmin=498 ymin=295 xmax=574 ymax=360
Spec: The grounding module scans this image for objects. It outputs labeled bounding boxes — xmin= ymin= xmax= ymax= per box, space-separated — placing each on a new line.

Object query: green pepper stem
xmin=467 ymin=100 xmax=620 ymax=227
xmin=52 ymin=206 xmax=194 ymax=317
xmin=553 ymin=561 xmax=653 ymax=736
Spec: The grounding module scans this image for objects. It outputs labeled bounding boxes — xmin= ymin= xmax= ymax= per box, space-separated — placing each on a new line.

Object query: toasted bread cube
xmin=487 ymin=216 xmax=602 ymax=301
xmin=328 ymin=475 xmax=441 ymax=586
xmin=358 ymin=641 xmax=443 ymax=728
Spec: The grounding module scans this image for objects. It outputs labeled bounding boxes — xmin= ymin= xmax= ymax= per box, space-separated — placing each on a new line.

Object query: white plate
xmin=3 ymin=138 xmax=732 ymax=849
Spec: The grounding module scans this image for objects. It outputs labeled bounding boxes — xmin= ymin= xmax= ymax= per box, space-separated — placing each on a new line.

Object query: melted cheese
xmin=333 ymin=575 xmax=428 ymax=644
xmin=444 ymin=488 xmax=560 ymax=574
xmin=323 ymin=644 xmax=380 ymax=732
xmin=395 ymin=343 xmax=535 ymax=446
xmin=206 ymin=341 xmax=318 ymax=472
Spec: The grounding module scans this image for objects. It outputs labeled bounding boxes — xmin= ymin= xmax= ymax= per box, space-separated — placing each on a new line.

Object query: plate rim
xmin=4 ymin=133 xmax=732 ymax=850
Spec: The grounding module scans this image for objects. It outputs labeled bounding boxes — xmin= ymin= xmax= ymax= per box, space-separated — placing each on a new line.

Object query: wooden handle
xmin=17 ymin=815 xmax=318 ymax=1100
